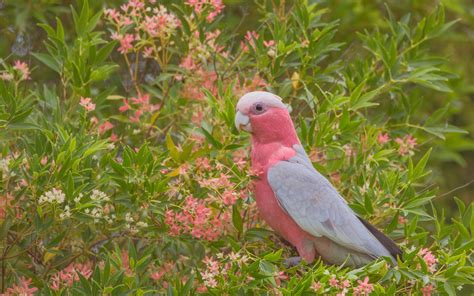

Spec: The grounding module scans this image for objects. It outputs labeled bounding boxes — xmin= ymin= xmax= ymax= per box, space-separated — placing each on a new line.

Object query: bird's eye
xmin=252 ymin=103 xmax=266 ymax=114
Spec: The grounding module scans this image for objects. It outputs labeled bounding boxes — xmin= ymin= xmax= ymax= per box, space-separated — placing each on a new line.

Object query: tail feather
xmin=358 ymin=217 xmax=403 ymax=261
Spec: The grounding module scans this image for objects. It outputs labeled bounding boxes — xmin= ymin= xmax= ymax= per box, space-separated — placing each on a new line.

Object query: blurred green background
xmin=1 ymin=0 xmax=472 ymax=208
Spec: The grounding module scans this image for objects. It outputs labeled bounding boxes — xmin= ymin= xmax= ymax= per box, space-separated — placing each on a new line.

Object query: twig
xmin=437 ymin=180 xmax=474 ymax=198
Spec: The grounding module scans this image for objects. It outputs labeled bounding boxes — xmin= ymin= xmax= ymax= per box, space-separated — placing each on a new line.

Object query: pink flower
xmin=0 ymin=193 xmax=14 ymax=219
xmin=19 ymin=179 xmax=28 ymax=187
xmin=119 ymin=99 xmax=131 ymax=112
xmin=263 ymin=40 xmax=275 ymax=47
xmin=207 ymin=0 xmax=225 ymax=22
xmin=377 ymin=132 xmax=390 ymax=144
xmin=40 ymin=156 xmax=48 ymax=166
xmin=398 ymin=215 xmax=407 ymax=224
xmin=395 ymin=135 xmax=417 ymax=155
xmin=98 ymin=121 xmax=114 ymax=134
xmin=418 ymin=248 xmax=438 ymax=272
xmin=195 ymin=157 xmax=211 ymax=171
xmin=104 ymin=8 xmax=120 ymax=22
xmin=311 ymin=281 xmax=322 ymax=291
xmin=129 ymin=110 xmax=142 ymax=122
xmin=150 ymin=262 xmax=173 ymax=281
xmin=353 ymin=277 xmax=374 ymax=295
xmin=79 ymin=97 xmax=96 ymax=112
xmin=121 ymin=251 xmax=133 ymax=276
xmin=0 ymin=72 xmax=14 ymax=81
xmin=110 ymin=133 xmax=119 ymax=142
xmin=341 ymin=280 xmax=351 ymax=288
xmin=13 ymin=60 xmax=31 ymax=80
xmin=405 ymin=135 xmax=416 ymax=147
xmin=165 ymin=195 xmax=226 ymax=241
xmin=118 ymin=33 xmax=135 ymax=54
xmin=143 ymin=47 xmax=154 ymax=58
xmin=274 ymin=271 xmax=288 ymax=287
xmin=343 ymin=144 xmax=355 ymax=157
xmin=4 ymin=277 xmax=37 ymax=296
xmin=330 ymin=172 xmax=341 ymax=184
xmin=222 ymin=190 xmax=237 ymax=206
xmin=180 ymin=55 xmax=197 ymax=71
xmin=329 ymin=277 xmax=339 ymax=287
xmin=421 ymin=284 xmax=434 ymax=296
xmin=50 ymin=262 xmax=92 ymax=290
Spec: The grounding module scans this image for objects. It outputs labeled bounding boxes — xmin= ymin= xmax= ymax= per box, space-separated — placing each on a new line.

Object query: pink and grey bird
xmin=235 ymin=91 xmax=402 ymax=267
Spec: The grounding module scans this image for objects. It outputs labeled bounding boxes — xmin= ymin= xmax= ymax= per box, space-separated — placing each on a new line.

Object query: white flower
xmin=125 ymin=213 xmax=134 ymax=223
xmin=229 ymin=252 xmax=240 ymax=261
xmin=137 ymin=221 xmax=148 ymax=228
xmin=90 ymin=189 xmax=109 ymax=202
xmin=60 ymin=206 xmax=71 ymax=220
xmin=1 ymin=158 xmax=10 ymax=175
xmin=74 ymin=193 xmax=83 ymax=203
xmin=39 ymin=188 xmax=66 ymax=204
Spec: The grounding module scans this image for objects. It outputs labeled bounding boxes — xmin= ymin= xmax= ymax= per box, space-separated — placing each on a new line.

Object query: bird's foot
xmin=284 ymin=256 xmax=302 ymax=267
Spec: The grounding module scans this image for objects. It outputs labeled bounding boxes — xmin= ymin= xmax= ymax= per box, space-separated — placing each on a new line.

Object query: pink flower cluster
xmin=241 ymin=31 xmax=259 ymax=52
xmin=185 ymin=0 xmax=225 ymax=22
xmin=119 ymin=93 xmax=161 ymax=123
xmin=377 ymin=132 xmax=390 ymax=144
xmin=112 ymin=33 xmax=135 ymax=54
xmin=197 ymin=173 xmax=233 ymax=189
xmin=200 ymin=255 xmax=233 ymax=288
xmin=176 ymin=29 xmax=229 ymax=100
xmin=377 ymin=132 xmax=417 ymax=155
xmin=0 ymin=193 xmax=14 ymax=219
xmin=79 ymin=97 xmax=96 ymax=112
xmin=4 ymin=277 xmax=38 ymax=296
xmin=98 ymin=120 xmax=114 ymax=135
xmin=50 ymin=262 xmax=93 ymax=290
xmin=327 ymin=276 xmax=351 ymax=295
xmin=312 ymin=276 xmax=374 ymax=295
xmin=421 ymin=284 xmax=435 ymax=296
xmin=418 ymin=248 xmax=438 ymax=273
xmin=165 ymin=195 xmax=227 ymax=240
xmin=13 ymin=60 xmax=31 ymax=80
xmin=234 ymin=73 xmax=269 ymax=97
xmin=1 ymin=60 xmax=31 ymax=81
xmin=353 ymin=277 xmax=374 ymax=295
xmin=180 ymin=68 xmax=218 ymax=100
xmin=150 ymin=262 xmax=174 ymax=281
xmin=121 ymin=250 xmax=134 ymax=276
xmin=105 ymin=1 xmax=181 ymax=55
xmin=395 ymin=135 xmax=417 ymax=155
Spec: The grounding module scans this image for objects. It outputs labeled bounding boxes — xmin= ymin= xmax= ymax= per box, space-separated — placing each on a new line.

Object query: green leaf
xmin=232 ymin=205 xmax=243 ymax=234
xmin=32 ymin=53 xmax=61 ymax=73
xmin=200 ymin=127 xmax=223 ymax=149
xmin=166 ymin=133 xmax=180 ymax=162
xmin=412 ymin=148 xmax=431 ymax=179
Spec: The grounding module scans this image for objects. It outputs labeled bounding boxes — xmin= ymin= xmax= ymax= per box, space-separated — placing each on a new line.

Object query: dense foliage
xmin=0 ymin=0 xmax=473 ymax=295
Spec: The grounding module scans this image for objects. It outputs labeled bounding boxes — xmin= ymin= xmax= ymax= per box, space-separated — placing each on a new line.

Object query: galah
xmin=235 ymin=91 xmax=402 ymax=267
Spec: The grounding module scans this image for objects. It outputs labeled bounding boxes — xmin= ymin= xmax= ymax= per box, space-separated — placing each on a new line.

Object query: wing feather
xmin=267 ymin=145 xmax=394 ymax=259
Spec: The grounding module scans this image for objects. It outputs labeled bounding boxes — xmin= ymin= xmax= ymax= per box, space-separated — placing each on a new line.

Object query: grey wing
xmin=267 ymin=145 xmax=392 ymax=259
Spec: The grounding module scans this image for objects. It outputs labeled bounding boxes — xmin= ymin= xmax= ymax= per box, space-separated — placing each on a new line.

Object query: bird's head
xmin=235 ymin=91 xmax=299 ymax=145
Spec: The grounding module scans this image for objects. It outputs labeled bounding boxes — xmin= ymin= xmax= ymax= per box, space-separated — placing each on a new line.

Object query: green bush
xmin=0 ymin=0 xmax=472 ymax=295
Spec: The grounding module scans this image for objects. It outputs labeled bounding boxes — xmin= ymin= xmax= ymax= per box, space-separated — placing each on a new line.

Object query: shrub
xmin=0 ymin=0 xmax=472 ymax=295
